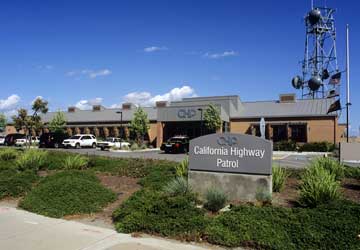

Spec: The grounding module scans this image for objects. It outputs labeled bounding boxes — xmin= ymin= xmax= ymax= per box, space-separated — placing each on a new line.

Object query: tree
xmin=0 ymin=113 xmax=6 ymax=132
xmin=48 ymin=111 xmax=67 ymax=133
xmin=12 ymin=109 xmax=30 ymax=133
xmin=130 ymin=107 xmax=149 ymax=144
xmin=204 ymin=104 xmax=222 ymax=133
xmin=12 ymin=98 xmax=49 ymax=146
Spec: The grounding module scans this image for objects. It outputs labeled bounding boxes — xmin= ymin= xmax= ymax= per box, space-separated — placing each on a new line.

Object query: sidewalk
xmin=0 ymin=205 xmax=226 ymax=250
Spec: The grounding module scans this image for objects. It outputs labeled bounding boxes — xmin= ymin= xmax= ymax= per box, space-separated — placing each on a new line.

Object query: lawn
xmin=0 ymin=148 xmax=359 ymax=249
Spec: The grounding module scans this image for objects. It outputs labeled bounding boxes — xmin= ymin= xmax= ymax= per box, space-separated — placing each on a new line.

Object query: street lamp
xmin=116 ymin=111 xmax=123 ymax=149
xmin=197 ymin=108 xmax=203 ymax=136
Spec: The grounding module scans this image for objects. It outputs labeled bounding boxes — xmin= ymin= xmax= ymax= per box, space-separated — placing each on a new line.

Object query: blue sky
xmin=0 ymin=0 xmax=359 ymax=135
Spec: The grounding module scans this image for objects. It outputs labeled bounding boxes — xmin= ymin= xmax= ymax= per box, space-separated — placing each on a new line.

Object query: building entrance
xmin=163 ymin=121 xmax=212 ymax=141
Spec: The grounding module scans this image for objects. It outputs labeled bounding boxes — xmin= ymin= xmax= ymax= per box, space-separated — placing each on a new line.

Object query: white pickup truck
xmin=97 ymin=137 xmax=130 ymax=151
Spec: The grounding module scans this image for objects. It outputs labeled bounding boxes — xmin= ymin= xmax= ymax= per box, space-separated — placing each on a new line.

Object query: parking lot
xmin=45 ymin=147 xmax=321 ymax=168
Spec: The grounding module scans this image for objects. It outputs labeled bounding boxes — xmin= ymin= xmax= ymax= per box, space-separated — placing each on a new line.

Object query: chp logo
xmin=217 ymin=136 xmax=238 ymax=146
xmin=177 ymin=109 xmax=196 ymax=119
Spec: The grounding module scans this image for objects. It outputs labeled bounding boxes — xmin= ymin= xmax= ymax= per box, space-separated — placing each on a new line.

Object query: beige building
xmin=37 ymin=94 xmax=345 ymax=147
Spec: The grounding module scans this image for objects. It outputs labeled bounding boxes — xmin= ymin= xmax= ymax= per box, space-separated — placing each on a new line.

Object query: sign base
xmin=188 ymin=170 xmax=272 ymax=201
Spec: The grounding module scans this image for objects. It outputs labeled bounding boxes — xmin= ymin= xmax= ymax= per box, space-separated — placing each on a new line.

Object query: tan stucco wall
xmin=230 ymin=116 xmax=338 ymax=144
xmin=148 ymin=122 xmax=158 ymax=145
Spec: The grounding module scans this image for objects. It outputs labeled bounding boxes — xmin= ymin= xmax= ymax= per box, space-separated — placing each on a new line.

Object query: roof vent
xmin=68 ymin=106 xmax=79 ymax=112
xmin=156 ymin=101 xmax=167 ymax=108
xmin=279 ymin=94 xmax=296 ymax=103
xmin=122 ymin=103 xmax=133 ymax=110
xmin=92 ymin=105 xmax=104 ymax=111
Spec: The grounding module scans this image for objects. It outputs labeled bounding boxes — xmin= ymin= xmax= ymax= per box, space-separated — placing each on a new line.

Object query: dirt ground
xmin=65 ymin=174 xmax=141 ymax=228
xmin=273 ymin=177 xmax=360 ymax=208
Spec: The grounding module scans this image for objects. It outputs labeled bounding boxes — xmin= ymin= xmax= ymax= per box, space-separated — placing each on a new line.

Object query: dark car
xmin=160 ymin=136 xmax=189 ymax=154
xmin=39 ymin=132 xmax=69 ymax=148
xmin=4 ymin=133 xmax=25 ymax=146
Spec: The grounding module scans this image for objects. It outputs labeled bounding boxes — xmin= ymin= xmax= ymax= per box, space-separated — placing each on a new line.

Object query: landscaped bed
xmin=0 ymin=148 xmax=359 ymax=250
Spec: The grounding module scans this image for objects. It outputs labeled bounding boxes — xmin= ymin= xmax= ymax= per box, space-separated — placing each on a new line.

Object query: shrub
xmin=255 ymin=188 xmax=272 ymax=205
xmin=19 ymin=170 xmax=116 ymax=218
xmin=344 ymin=165 xmax=360 ymax=180
xmin=312 ymin=157 xmax=345 ymax=181
xmin=0 ymin=169 xmax=38 ymax=198
xmin=130 ymin=143 xmax=139 ymax=151
xmin=140 ymin=144 xmax=147 ymax=150
xmin=0 ymin=148 xmax=19 ymax=161
xmin=299 ymin=165 xmax=341 ymax=207
xmin=272 ymin=165 xmax=288 ymax=192
xmin=113 ymin=190 xmax=207 ymax=240
xmin=175 ymin=157 xmax=188 ymax=177
xmin=206 ymin=202 xmax=360 ymax=249
xmin=163 ymin=177 xmax=191 ymax=196
xmin=63 ymin=155 xmax=89 ymax=170
xmin=204 ymin=188 xmax=227 ymax=213
xmin=298 ymin=142 xmax=335 ymax=152
xmin=16 ymin=149 xmax=48 ymax=171
xmin=273 ymin=140 xmax=297 ymax=151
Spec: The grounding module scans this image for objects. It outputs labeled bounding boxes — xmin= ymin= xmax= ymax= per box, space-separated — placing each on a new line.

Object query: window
xmin=290 ymin=125 xmax=307 ymax=142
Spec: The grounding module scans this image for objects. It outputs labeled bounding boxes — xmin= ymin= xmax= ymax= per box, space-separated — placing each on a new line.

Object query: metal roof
xmin=41 ymin=96 xmax=337 ymax=124
xmin=235 ymin=98 xmax=336 ymax=119
xmin=41 ymin=107 xmax=157 ymax=123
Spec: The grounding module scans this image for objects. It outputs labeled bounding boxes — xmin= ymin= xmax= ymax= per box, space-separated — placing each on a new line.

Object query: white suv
xmin=62 ymin=134 xmax=97 ymax=149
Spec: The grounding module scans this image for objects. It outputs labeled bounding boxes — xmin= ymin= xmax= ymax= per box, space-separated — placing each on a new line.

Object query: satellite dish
xmin=308 ymin=8 xmax=321 ymax=25
xmin=308 ymin=76 xmax=322 ymax=91
xmin=292 ymin=75 xmax=303 ymax=89
xmin=321 ymin=69 xmax=330 ymax=80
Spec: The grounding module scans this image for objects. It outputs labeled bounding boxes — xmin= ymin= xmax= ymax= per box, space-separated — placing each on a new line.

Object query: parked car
xmin=4 ymin=133 xmax=26 ymax=146
xmin=15 ymin=136 xmax=39 ymax=147
xmin=0 ymin=135 xmax=5 ymax=145
xmin=62 ymin=134 xmax=97 ymax=149
xmin=160 ymin=136 xmax=189 ymax=154
xmin=97 ymin=137 xmax=130 ymax=151
xmin=39 ymin=132 xmax=69 ymax=148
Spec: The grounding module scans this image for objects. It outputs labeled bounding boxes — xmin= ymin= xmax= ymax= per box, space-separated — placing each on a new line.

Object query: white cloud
xmin=119 ymin=86 xmax=197 ymax=106
xmin=143 ymin=46 xmax=168 ymax=53
xmin=204 ymin=50 xmax=238 ymax=59
xmin=0 ymin=94 xmax=20 ymax=110
xmin=66 ymin=69 xmax=112 ymax=79
xmin=89 ymin=69 xmax=112 ymax=79
xmin=75 ymin=97 xmax=103 ymax=110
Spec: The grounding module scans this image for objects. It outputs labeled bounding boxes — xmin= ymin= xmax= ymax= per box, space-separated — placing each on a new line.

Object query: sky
xmin=0 ymin=0 xmax=359 ymax=135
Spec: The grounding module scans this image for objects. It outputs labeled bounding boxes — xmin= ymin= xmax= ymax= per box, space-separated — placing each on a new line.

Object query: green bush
xmin=0 ymin=169 xmax=38 ymax=198
xmin=299 ymin=165 xmax=341 ymax=207
xmin=255 ymin=188 xmax=272 ymax=205
xmin=312 ymin=157 xmax=345 ymax=181
xmin=175 ymin=157 xmax=188 ymax=177
xmin=130 ymin=143 xmax=139 ymax=151
xmin=113 ymin=190 xmax=207 ymax=239
xmin=63 ymin=155 xmax=89 ymax=170
xmin=298 ymin=142 xmax=335 ymax=152
xmin=273 ymin=140 xmax=297 ymax=151
xmin=140 ymin=144 xmax=147 ymax=149
xmin=204 ymin=188 xmax=227 ymax=213
xmin=272 ymin=165 xmax=288 ymax=192
xmin=344 ymin=166 xmax=360 ymax=179
xmin=206 ymin=202 xmax=360 ymax=249
xmin=16 ymin=149 xmax=48 ymax=171
xmin=19 ymin=170 xmax=116 ymax=218
xmin=163 ymin=177 xmax=191 ymax=196
xmin=0 ymin=148 xmax=19 ymax=161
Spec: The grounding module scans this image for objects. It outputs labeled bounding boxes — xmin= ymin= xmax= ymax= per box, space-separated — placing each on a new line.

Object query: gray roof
xmin=41 ymin=107 xmax=157 ymax=123
xmin=235 ymin=98 xmax=336 ymax=119
xmin=41 ymin=96 xmax=337 ymax=124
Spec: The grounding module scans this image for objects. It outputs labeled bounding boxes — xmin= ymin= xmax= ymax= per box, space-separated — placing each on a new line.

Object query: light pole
xmin=116 ymin=111 xmax=123 ymax=149
xmin=197 ymin=108 xmax=203 ymax=136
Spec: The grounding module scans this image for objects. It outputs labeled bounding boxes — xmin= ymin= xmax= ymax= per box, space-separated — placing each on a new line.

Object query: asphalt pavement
xmin=45 ymin=148 xmax=321 ymax=168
